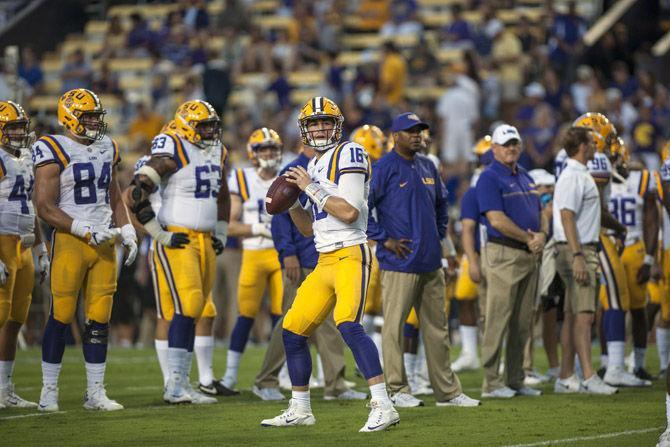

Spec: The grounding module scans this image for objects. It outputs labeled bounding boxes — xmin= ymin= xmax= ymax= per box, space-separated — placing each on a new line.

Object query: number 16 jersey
xmin=150 ymin=132 xmax=224 ymax=232
xmin=31 ymin=134 xmax=119 ymax=228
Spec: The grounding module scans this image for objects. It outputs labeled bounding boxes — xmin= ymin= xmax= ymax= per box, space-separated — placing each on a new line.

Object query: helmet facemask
xmin=300 ymin=116 xmax=342 ymax=151
xmin=1 ymin=119 xmax=31 ymax=150
xmin=253 ymin=144 xmax=282 ymax=170
xmin=76 ymin=111 xmax=107 ymax=141
xmin=194 ymin=118 xmax=222 ymax=148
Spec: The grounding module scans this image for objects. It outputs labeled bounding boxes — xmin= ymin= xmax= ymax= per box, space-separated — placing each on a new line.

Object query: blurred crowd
xmin=8 ymin=0 xmax=670 ymax=348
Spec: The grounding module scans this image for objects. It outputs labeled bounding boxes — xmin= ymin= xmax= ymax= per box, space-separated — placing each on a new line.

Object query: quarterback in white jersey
xmin=261 ymin=97 xmax=398 ymax=432
xmin=33 ymin=89 xmax=137 ymax=413
xmin=127 ymin=100 xmax=230 ymax=404
xmin=0 ymin=101 xmax=49 ymax=409
xmin=220 ymin=127 xmax=284 ymax=392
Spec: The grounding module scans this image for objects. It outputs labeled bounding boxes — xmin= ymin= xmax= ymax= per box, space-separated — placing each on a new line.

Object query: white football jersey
xmin=32 ymin=134 xmax=119 ymax=228
xmin=609 ymin=169 xmax=655 ymax=246
xmin=307 ymin=140 xmax=370 ymax=253
xmin=0 ymin=147 xmax=35 ymax=236
xmin=134 ymin=155 xmax=162 ymax=214
xmin=228 ymin=167 xmax=275 ymax=250
xmin=151 ymin=133 xmax=224 ymax=233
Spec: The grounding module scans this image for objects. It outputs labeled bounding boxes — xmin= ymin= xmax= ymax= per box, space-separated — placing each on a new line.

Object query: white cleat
xmin=411 ymin=375 xmax=434 ymax=396
xmin=163 ymin=376 xmax=192 ymax=404
xmin=324 ymin=389 xmax=367 ymax=401
xmin=451 ymin=354 xmax=481 ymax=372
xmin=582 ymin=374 xmax=618 ymax=395
xmin=344 ymin=380 xmax=357 ymax=388
xmin=252 ymin=385 xmax=285 ymax=401
xmin=524 ymin=370 xmax=550 ymax=386
xmin=481 ymin=386 xmax=516 ymax=399
xmin=390 ymin=392 xmax=424 ymax=407
xmin=657 ymin=427 xmax=670 ymax=447
xmin=554 ymin=375 xmax=583 ymax=394
xmin=359 ymin=399 xmax=400 ymax=432
xmin=513 ymin=386 xmax=542 ymax=396
xmin=184 ymin=381 xmax=217 ymax=404
xmin=83 ymin=385 xmax=124 ymax=411
xmin=604 ymin=366 xmax=652 ymax=387
xmin=0 ymin=385 xmax=38 ymax=408
xmin=260 ymin=399 xmax=316 ymax=427
xmin=436 ymin=392 xmax=481 ymax=407
xmin=38 ymin=385 xmax=59 ymax=412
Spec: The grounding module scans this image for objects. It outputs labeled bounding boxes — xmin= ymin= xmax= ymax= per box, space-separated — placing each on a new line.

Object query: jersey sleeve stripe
xmin=328 ymin=142 xmax=346 ymax=183
xmin=111 ymin=139 xmax=120 ymax=165
xmin=0 ymin=156 xmax=6 ymax=178
xmin=39 ymin=136 xmax=69 ymax=170
xmin=236 ymin=169 xmax=249 ymax=201
xmin=167 ymin=134 xmax=189 ymax=169
xmin=639 ymin=170 xmax=650 ymax=197
xmin=338 ymin=167 xmax=369 ymax=180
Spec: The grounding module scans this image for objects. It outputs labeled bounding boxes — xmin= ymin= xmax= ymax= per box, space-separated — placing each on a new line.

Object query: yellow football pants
xmin=649 ymin=248 xmax=670 ymax=321
xmin=50 ymin=231 xmax=116 ymax=324
xmin=598 ymin=234 xmax=630 ymax=312
xmin=283 ymin=244 xmax=371 ymax=337
xmin=621 ymin=241 xmax=649 ymax=309
xmin=0 ymin=235 xmax=34 ymax=326
xmin=455 ymin=256 xmax=478 ymax=300
xmin=364 ymin=253 xmax=382 ymax=315
xmin=152 ymin=226 xmax=216 ymax=319
xmin=237 ymin=248 xmax=282 ymax=318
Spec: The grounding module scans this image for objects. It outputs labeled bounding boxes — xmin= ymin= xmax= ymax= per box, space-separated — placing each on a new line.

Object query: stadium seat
xmin=252 ymin=15 xmax=293 ymax=31
xmin=287 ymin=71 xmax=324 ymax=87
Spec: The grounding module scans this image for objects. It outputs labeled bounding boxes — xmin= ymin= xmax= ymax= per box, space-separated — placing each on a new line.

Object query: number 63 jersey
xmin=31 ymin=134 xmax=119 ymax=228
xmin=150 ymin=132 xmax=223 ymax=232
xmin=0 ymin=148 xmax=35 ymax=236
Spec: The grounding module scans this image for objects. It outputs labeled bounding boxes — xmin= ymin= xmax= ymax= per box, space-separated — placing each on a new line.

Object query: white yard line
xmin=0 ymin=411 xmax=66 ymax=420
xmin=503 ymin=426 xmax=663 ymax=447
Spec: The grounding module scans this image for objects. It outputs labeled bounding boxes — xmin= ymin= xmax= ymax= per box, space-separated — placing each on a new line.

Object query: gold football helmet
xmin=0 ymin=100 xmax=30 ymax=149
xmin=472 ymin=135 xmax=492 ymax=156
xmin=247 ymin=127 xmax=283 ymax=170
xmin=161 ymin=120 xmax=178 ymax=135
xmin=351 ymin=124 xmax=385 ymax=161
xmin=58 ymin=89 xmax=107 ymax=141
xmin=662 ymin=141 xmax=670 ymax=164
xmin=174 ymin=100 xmax=221 ymax=147
xmin=573 ymin=112 xmax=617 ymax=154
xmin=298 ymin=96 xmax=343 ymax=151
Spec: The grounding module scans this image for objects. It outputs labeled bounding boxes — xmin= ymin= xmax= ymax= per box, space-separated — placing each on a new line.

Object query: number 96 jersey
xmin=31 ymin=134 xmax=119 ymax=227
xmin=0 ymin=148 xmax=35 ymax=236
xmin=151 ymin=133 xmax=224 ymax=232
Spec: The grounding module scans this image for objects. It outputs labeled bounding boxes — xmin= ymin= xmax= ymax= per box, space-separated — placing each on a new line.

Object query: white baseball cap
xmin=492 ymin=124 xmax=521 ymax=145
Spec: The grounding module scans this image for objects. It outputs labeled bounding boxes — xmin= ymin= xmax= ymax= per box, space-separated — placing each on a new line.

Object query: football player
xmin=219 ymin=127 xmax=284 ymax=392
xmin=608 ymin=138 xmax=657 ymax=383
xmin=0 ymin=101 xmax=48 ymax=409
xmin=261 ymin=97 xmax=399 ymax=432
xmin=655 ymin=142 xmax=670 ymax=375
xmin=127 ymin=100 xmax=229 ymax=404
xmin=33 ymin=89 xmax=138 ymax=411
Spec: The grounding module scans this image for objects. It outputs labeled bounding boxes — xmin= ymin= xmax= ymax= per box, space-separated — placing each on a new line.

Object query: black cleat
xmin=634 ymin=367 xmax=655 ymax=382
xmin=199 ymin=381 xmax=240 ymax=396
xmin=597 ymin=366 xmax=606 ymax=379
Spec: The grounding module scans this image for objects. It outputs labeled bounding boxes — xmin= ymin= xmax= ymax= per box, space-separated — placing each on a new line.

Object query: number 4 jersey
xmin=609 ymin=169 xmax=656 ymax=245
xmin=31 ymin=134 xmax=119 ymax=228
xmin=150 ymin=132 xmax=224 ymax=232
xmin=0 ymin=148 xmax=35 ymax=237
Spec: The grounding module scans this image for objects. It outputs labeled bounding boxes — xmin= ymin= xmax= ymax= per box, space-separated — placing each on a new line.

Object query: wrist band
xmin=644 ymin=254 xmax=655 ymax=266
xmin=304 ymin=183 xmax=331 ymax=210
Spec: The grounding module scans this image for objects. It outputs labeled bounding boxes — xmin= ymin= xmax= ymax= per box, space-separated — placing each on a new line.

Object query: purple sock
xmin=282 ymin=329 xmax=311 ymax=387
xmin=82 ymin=320 xmax=109 ymax=363
xmin=604 ymin=309 xmax=625 ymax=342
xmin=169 ymin=314 xmax=195 ymax=349
xmin=229 ymin=316 xmax=254 ymax=353
xmin=42 ymin=315 xmax=68 ymax=364
xmin=271 ymin=313 xmax=282 ymax=329
xmin=338 ymin=322 xmax=383 ymax=379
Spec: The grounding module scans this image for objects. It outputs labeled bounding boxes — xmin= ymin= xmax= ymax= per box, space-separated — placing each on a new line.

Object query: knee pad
xmin=83 ymin=320 xmax=109 ymax=345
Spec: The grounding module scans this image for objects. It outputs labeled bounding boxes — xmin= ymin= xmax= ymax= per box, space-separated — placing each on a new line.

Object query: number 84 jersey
xmin=151 ymin=132 xmax=224 ymax=232
xmin=32 ymin=134 xmax=119 ymax=228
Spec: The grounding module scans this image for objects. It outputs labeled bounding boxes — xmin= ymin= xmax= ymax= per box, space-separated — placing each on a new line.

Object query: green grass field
xmin=1 ymin=345 xmax=665 ymax=446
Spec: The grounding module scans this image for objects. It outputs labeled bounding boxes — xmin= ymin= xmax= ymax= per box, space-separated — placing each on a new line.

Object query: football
xmin=265 ymin=175 xmax=301 ymax=215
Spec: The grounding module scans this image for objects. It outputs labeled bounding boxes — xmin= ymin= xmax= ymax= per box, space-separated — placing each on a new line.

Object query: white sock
xmin=666 ymin=394 xmax=670 ymax=426
xmin=315 ymin=354 xmax=324 ymax=383
xmin=194 ymin=335 xmax=214 ymax=386
xmin=658 ymin=328 xmax=670 ymax=370
xmin=41 ymin=361 xmax=62 ymax=387
xmin=460 ymin=325 xmax=478 ymax=357
xmin=600 ymin=354 xmax=609 ymax=368
xmin=167 ymin=347 xmax=188 ymax=383
xmin=155 ymin=339 xmax=169 ymax=386
xmin=362 ymin=314 xmax=375 ymax=335
xmin=184 ymin=351 xmax=193 ymax=383
xmin=608 ymin=341 xmax=625 ymax=369
xmin=416 ymin=341 xmax=429 ymax=382
xmin=0 ymin=360 xmax=13 ymax=389
xmin=222 ymin=350 xmax=241 ymax=388
xmin=634 ymin=347 xmax=646 ymax=370
xmin=85 ymin=362 xmax=106 ymax=390
xmin=292 ymin=390 xmax=311 ymax=412
xmin=403 ymin=353 xmax=417 ymax=379
xmin=369 ymin=382 xmax=390 ymax=403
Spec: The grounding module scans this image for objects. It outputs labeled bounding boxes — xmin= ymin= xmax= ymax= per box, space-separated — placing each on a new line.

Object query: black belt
xmin=488 ymin=236 xmax=530 ymax=252
xmin=555 ymin=241 xmax=599 ymax=248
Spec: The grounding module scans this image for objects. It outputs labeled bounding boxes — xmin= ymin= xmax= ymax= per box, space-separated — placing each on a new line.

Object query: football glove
xmin=120 ymin=224 xmax=138 ymax=266
xmin=144 ymin=219 xmax=189 ymax=248
xmin=212 ymin=221 xmax=228 ymax=255
xmin=251 ymin=222 xmax=272 ymax=238
xmin=0 ymin=258 xmax=7 ymax=286
xmin=71 ymin=219 xmax=116 ymax=246
xmin=33 ymin=242 xmax=49 ymax=284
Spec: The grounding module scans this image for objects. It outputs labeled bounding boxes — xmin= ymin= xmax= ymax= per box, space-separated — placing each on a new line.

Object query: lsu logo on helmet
xmin=174 ymin=100 xmax=221 ymax=148
xmin=351 ymin=124 xmax=385 ymax=161
xmin=247 ymin=127 xmax=283 ymax=170
xmin=58 ymin=88 xmax=107 ymax=141
xmin=573 ymin=112 xmax=617 ymax=154
xmin=298 ymin=96 xmax=343 ymax=151
xmin=0 ymin=100 xmax=31 ymax=149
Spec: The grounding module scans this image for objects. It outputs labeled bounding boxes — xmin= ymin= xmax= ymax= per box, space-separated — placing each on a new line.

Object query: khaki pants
xmin=481 ymin=243 xmax=539 ymax=392
xmin=381 ymin=269 xmax=461 ymax=402
xmin=254 ymin=267 xmax=348 ymax=397
xmin=555 ymin=244 xmax=598 ymax=314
